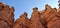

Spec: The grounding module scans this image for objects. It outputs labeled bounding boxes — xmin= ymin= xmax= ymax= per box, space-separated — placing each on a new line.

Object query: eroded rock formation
xmin=0 ymin=2 xmax=14 ymax=28
xmin=29 ymin=7 xmax=44 ymax=28
xmin=13 ymin=12 xmax=30 ymax=28
xmin=0 ymin=2 xmax=60 ymax=28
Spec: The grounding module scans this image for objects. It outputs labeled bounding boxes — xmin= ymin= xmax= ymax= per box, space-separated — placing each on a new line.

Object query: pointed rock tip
xmin=45 ymin=4 xmax=51 ymax=7
xmin=33 ymin=7 xmax=38 ymax=12
xmin=33 ymin=7 xmax=38 ymax=10
xmin=23 ymin=12 xmax=27 ymax=16
xmin=0 ymin=2 xmax=3 ymax=4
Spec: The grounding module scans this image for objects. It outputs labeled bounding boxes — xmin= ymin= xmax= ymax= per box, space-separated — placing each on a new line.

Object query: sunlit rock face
xmin=13 ymin=12 xmax=30 ymax=28
xmin=47 ymin=10 xmax=60 ymax=28
xmin=29 ymin=7 xmax=44 ymax=28
xmin=1 ymin=2 xmax=60 ymax=28
xmin=43 ymin=4 xmax=60 ymax=28
xmin=0 ymin=2 xmax=14 ymax=28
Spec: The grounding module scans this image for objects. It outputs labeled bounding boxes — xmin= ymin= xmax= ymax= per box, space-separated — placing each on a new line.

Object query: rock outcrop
xmin=29 ymin=7 xmax=44 ymax=28
xmin=0 ymin=2 xmax=14 ymax=28
xmin=13 ymin=12 xmax=30 ymax=28
xmin=0 ymin=2 xmax=60 ymax=28
xmin=47 ymin=9 xmax=60 ymax=28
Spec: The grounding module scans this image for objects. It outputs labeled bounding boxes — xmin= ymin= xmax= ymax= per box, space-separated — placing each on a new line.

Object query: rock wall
xmin=0 ymin=2 xmax=14 ymax=28
xmin=13 ymin=12 xmax=30 ymax=28
xmin=0 ymin=2 xmax=60 ymax=28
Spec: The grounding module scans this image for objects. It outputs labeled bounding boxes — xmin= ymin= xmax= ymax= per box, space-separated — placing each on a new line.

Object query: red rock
xmin=0 ymin=2 xmax=14 ymax=28
xmin=0 ymin=2 xmax=60 ymax=28
xmin=13 ymin=12 xmax=30 ymax=28
xmin=29 ymin=7 xmax=44 ymax=28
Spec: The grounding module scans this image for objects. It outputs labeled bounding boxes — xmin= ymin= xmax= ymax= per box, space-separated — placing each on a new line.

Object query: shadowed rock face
xmin=0 ymin=2 xmax=14 ymax=28
xmin=0 ymin=2 xmax=60 ymax=28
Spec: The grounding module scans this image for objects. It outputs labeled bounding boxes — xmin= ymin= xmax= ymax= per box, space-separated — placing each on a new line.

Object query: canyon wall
xmin=0 ymin=2 xmax=14 ymax=28
xmin=0 ymin=2 xmax=60 ymax=28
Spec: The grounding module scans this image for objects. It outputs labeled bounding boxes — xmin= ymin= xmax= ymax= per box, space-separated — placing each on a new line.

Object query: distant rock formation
xmin=0 ymin=2 xmax=60 ymax=28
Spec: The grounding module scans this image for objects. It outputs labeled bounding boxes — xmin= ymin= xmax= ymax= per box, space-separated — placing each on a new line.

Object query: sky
xmin=0 ymin=0 xmax=59 ymax=20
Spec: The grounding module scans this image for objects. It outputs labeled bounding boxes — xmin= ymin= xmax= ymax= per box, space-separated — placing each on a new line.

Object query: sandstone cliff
xmin=0 ymin=2 xmax=60 ymax=28
xmin=0 ymin=2 xmax=14 ymax=28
